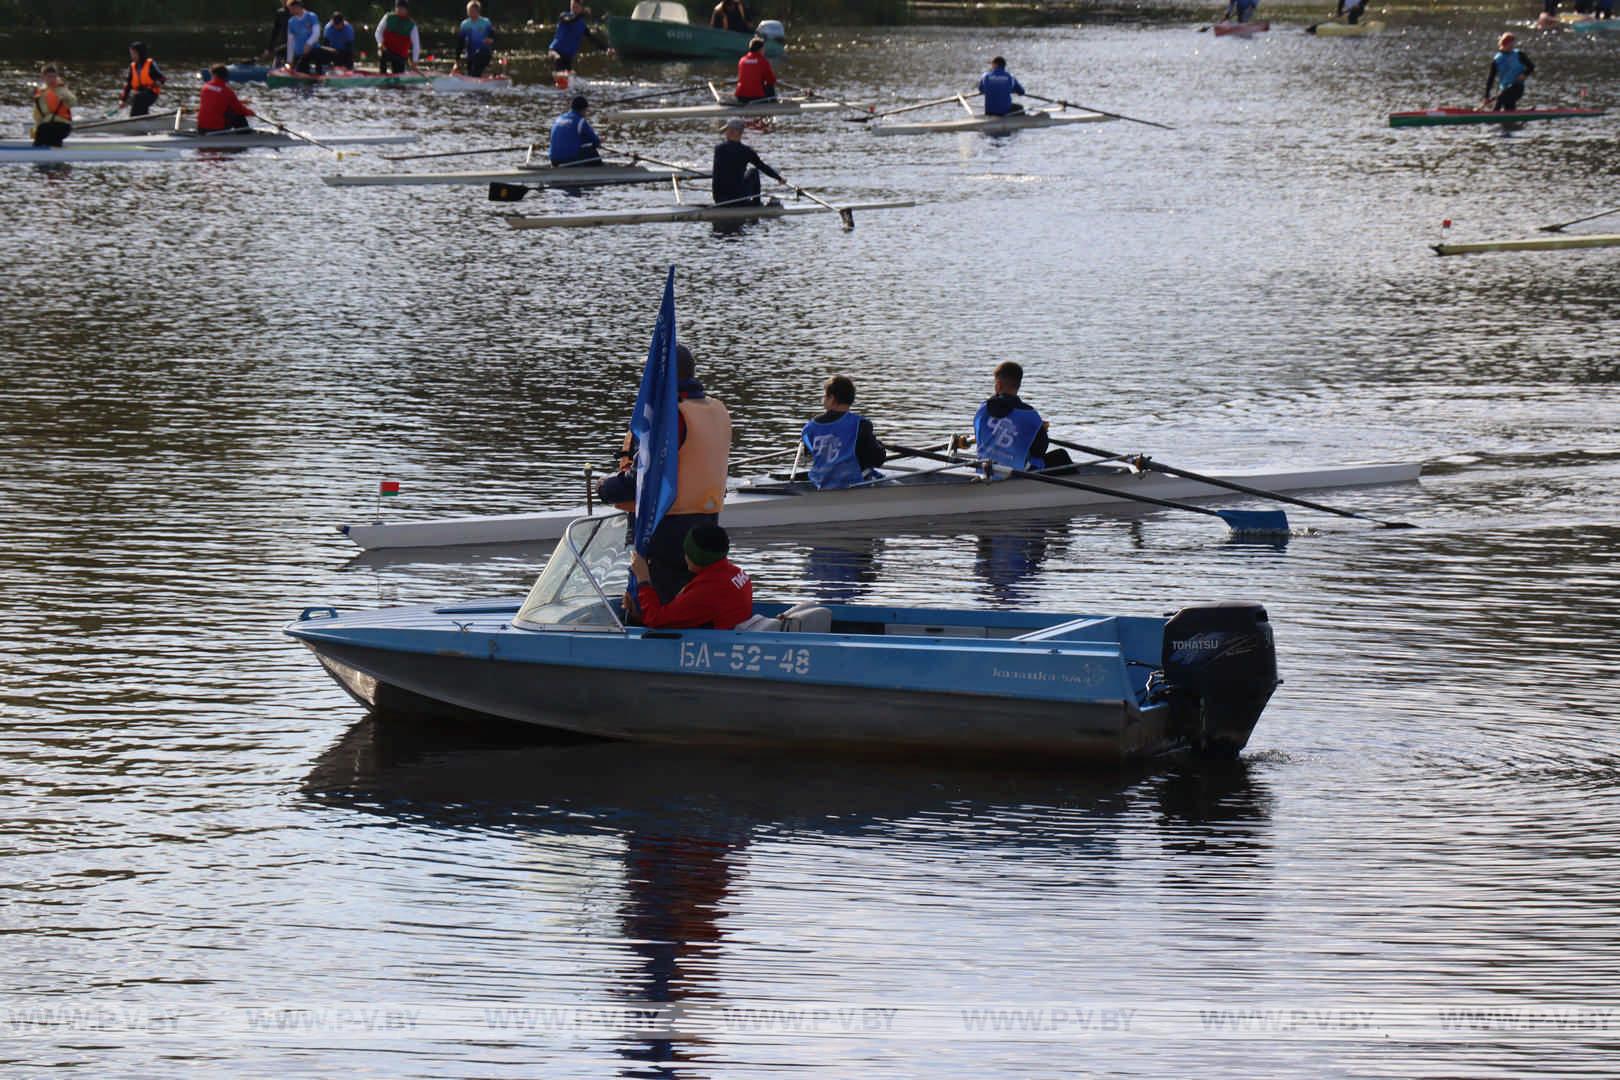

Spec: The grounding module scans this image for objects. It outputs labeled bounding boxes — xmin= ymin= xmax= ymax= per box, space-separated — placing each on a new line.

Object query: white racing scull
xmin=324 ymin=161 xmax=707 ymax=188
xmin=872 ymin=109 xmax=1113 ymax=136
xmin=502 ymin=199 xmax=915 ymax=229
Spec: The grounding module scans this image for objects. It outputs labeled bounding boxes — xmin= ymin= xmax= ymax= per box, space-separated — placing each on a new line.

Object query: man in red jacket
xmin=197 ymin=65 xmax=256 ymax=132
xmin=629 ymin=525 xmax=753 ymax=630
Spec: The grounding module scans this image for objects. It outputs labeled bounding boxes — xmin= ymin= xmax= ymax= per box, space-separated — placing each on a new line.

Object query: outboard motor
xmin=1158 ymin=602 xmax=1278 ymax=758
xmin=756 ymin=19 xmax=786 ymax=44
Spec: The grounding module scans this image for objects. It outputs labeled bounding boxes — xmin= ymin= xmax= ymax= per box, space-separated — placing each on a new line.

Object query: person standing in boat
xmin=285 ymin=0 xmax=327 ymax=73
xmin=120 ymin=42 xmax=165 ymax=118
xmin=548 ymin=95 xmax=602 ymax=165
xmin=801 ymin=375 xmax=887 ymax=490
xmin=733 ymin=37 xmax=776 ymax=102
xmin=711 ymin=0 xmax=751 ymax=33
xmin=629 ymin=525 xmax=753 ymax=630
xmin=1484 ymin=33 xmax=1534 ymax=111
xmin=197 ymin=65 xmax=257 ymax=132
xmin=456 ymin=2 xmax=498 ymax=78
xmin=977 ymin=57 xmax=1024 ymax=117
xmin=712 ymin=117 xmax=784 ymax=206
xmin=263 ymin=1 xmax=294 ymax=65
xmin=548 ymin=0 xmax=612 ymax=81
xmin=30 ymin=65 xmax=74 ymax=148
xmin=598 ymin=345 xmax=733 ymax=603
xmin=322 ymin=11 xmax=357 ymax=69
xmin=1334 ymin=0 xmax=1366 ymax=24
xmin=973 ymin=361 xmax=1071 ymax=476
xmin=375 ymin=1 xmax=423 ymax=74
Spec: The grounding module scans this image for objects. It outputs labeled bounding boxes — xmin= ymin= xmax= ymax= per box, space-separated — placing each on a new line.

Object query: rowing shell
xmin=29 ymin=131 xmax=416 ymax=151
xmin=0 ymin=145 xmax=182 ymax=163
xmin=871 ymin=109 xmax=1111 ymax=136
xmin=1212 ymin=20 xmax=1270 ymax=35
xmin=74 ymin=109 xmax=187 ymax=135
xmin=323 ymin=163 xmax=706 ymax=188
xmin=1433 ymin=233 xmax=1620 ymax=256
xmin=1389 ymin=107 xmax=1606 ymax=127
xmin=503 ymin=199 xmax=915 ymax=229
xmin=265 ymin=67 xmax=431 ymax=89
xmin=598 ymin=98 xmax=847 ymax=121
xmin=1311 ymin=19 xmax=1385 ymax=35
xmin=429 ymin=74 xmax=516 ymax=92
xmin=338 ymin=460 xmax=1422 ymax=551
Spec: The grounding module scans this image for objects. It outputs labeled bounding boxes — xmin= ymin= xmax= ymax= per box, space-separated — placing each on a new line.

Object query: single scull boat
xmin=1389 ymin=106 xmax=1606 ymax=127
xmin=429 ymin=73 xmax=516 ymax=92
xmin=265 ymin=67 xmax=431 ymax=89
xmin=0 ymin=145 xmax=183 ymax=163
xmin=324 ymin=161 xmax=706 ymax=188
xmin=502 ymin=199 xmax=914 ymax=229
xmin=31 ymin=131 xmax=415 ymax=151
xmin=337 ymin=459 xmax=1422 ymax=551
xmin=1213 ymin=20 xmax=1270 ymax=34
xmin=1311 ymin=19 xmax=1385 ymax=35
xmin=872 ymin=109 xmax=1111 ymax=136
xmin=598 ymin=97 xmax=846 ymax=121
xmin=1433 ymin=232 xmax=1620 ymax=256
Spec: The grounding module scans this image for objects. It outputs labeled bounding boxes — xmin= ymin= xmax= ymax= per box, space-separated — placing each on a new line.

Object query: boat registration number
xmin=680 ymin=640 xmax=812 ymax=676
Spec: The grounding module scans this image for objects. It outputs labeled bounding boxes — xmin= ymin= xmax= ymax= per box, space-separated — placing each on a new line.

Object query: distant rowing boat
xmin=429 ymin=73 xmax=515 ymax=93
xmin=502 ymin=199 xmax=914 ymax=229
xmin=871 ymin=109 xmax=1112 ymax=136
xmin=337 ymin=459 xmax=1422 ymax=551
xmin=76 ymin=109 xmax=186 ymax=135
xmin=1389 ymin=106 xmax=1606 ymax=127
xmin=323 ymin=161 xmax=706 ymax=188
xmin=1311 ymin=19 xmax=1385 ymax=35
xmin=265 ymin=67 xmax=431 ymax=89
xmin=1433 ymin=233 xmax=1620 ymax=256
xmin=1213 ymin=20 xmax=1269 ymax=35
xmin=598 ymin=97 xmax=847 ymax=121
xmin=36 ymin=130 xmax=415 ymax=151
xmin=0 ymin=145 xmax=181 ymax=163
xmin=1571 ymin=17 xmax=1620 ymax=32
xmin=193 ymin=63 xmax=270 ymax=83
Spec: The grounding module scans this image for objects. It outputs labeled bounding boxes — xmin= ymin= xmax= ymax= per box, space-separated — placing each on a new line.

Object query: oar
xmin=597 ymin=144 xmax=706 ymax=176
xmin=1046 ymin=436 xmax=1416 ymax=529
xmin=844 ymin=92 xmax=980 ymax=123
xmin=786 ymin=181 xmax=855 ymax=230
xmin=1538 ymin=203 xmax=1620 ymax=233
xmin=383 ymin=142 xmax=536 ymax=162
xmin=891 ymin=445 xmax=1292 ymax=536
xmin=776 ymin=79 xmax=871 ymax=115
xmin=1021 ymin=91 xmax=1174 ymax=130
xmin=254 ymin=113 xmax=349 ymax=158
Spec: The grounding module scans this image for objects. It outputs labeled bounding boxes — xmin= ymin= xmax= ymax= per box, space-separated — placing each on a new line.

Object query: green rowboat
xmin=1388 ymin=106 xmax=1606 ymax=128
xmin=605 ymin=1 xmax=784 ymax=60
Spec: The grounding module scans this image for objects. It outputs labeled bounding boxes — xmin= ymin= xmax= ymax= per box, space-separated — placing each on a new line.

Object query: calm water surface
xmin=2 ymin=15 xmax=1618 ymax=1076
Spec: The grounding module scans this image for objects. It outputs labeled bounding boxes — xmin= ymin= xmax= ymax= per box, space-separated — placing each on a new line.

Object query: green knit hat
xmin=683 ymin=525 xmax=730 ymax=567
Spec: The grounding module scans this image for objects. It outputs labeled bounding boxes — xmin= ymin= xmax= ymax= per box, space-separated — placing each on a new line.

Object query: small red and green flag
xmin=379 ymin=480 xmax=401 ymax=497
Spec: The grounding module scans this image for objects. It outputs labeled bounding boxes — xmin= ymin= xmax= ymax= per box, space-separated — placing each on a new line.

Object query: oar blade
xmin=1376 ymin=520 xmax=1418 ymax=530
xmin=1217 ymin=509 xmax=1292 ymax=537
xmin=838 ymin=208 xmax=854 ymax=230
xmin=488 ymin=181 xmax=529 ymax=202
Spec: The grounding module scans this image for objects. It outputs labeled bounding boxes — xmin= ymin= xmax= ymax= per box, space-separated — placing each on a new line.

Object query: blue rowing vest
xmin=974 ymin=402 xmax=1044 ymax=475
xmin=548 ymin=110 xmax=596 ymax=164
xmin=802 ymin=411 xmax=866 ymax=490
xmin=1494 ymin=50 xmax=1527 ymax=89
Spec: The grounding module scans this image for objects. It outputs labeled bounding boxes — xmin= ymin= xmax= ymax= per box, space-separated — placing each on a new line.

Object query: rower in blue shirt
xmin=548 ymin=0 xmax=612 ymax=83
xmin=801 ymin=375 xmax=888 ymax=490
xmin=457 ymin=1 xmax=497 ymax=78
xmin=977 ymin=56 xmax=1025 ymax=117
xmin=549 ymin=95 xmax=601 ymax=165
xmin=972 ymin=361 xmax=1072 ymax=477
xmin=322 ymin=12 xmax=356 ymax=68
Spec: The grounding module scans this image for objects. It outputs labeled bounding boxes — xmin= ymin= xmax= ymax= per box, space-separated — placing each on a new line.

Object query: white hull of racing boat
xmin=0 ymin=145 xmax=183 ymax=163
xmin=323 ymin=162 xmax=704 ymax=187
xmin=599 ymin=98 xmax=847 ymax=120
xmin=338 ymin=460 xmax=1423 ymax=551
xmin=429 ymin=74 xmax=516 ymax=92
xmin=74 ymin=109 xmax=187 ymax=134
xmin=30 ymin=131 xmax=416 ymax=151
xmin=502 ymin=199 xmax=915 ymax=229
xmin=872 ymin=110 xmax=1112 ymax=136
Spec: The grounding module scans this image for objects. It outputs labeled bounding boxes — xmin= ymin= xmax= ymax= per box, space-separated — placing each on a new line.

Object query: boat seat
xmin=1011 ymin=616 xmax=1110 ymax=643
xmin=779 ymin=604 xmax=833 ymax=634
xmin=735 ymin=614 xmax=781 ymax=633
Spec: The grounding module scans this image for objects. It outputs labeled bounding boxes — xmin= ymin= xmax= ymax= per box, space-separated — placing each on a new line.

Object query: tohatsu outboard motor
xmin=756 ymin=19 xmax=787 ymax=45
xmin=1157 ymin=601 xmax=1279 ymax=758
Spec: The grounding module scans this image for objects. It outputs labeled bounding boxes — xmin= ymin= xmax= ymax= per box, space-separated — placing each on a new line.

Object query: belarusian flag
xmin=379 ymin=481 xmax=401 ymax=497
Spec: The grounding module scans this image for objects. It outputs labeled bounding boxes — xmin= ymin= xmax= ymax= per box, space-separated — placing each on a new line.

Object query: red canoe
xmin=1213 ymin=21 xmax=1270 ymax=35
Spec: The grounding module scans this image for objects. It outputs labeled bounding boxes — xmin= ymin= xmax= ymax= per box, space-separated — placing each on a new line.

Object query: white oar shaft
xmin=1539 ymin=203 xmax=1620 ymax=233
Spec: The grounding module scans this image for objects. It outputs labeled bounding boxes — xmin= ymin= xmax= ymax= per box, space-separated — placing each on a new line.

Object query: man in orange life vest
xmin=734 ymin=36 xmax=776 ymax=102
xmin=629 ymin=525 xmax=753 ymax=630
xmin=31 ymin=65 xmax=75 ymax=148
xmin=121 ymin=42 xmax=166 ymax=117
xmin=598 ymin=344 xmax=733 ymax=603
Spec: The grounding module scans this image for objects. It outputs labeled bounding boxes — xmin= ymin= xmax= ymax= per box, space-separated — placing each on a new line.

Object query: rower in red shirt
xmin=734 ymin=37 xmax=776 ymax=102
xmin=197 ymin=64 xmax=256 ymax=132
xmin=629 ymin=525 xmax=753 ymax=630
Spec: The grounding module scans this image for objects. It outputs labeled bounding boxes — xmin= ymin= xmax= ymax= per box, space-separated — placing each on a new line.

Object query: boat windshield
xmin=514 ymin=513 xmax=632 ymax=632
xmin=631 ymin=1 xmax=689 ymax=22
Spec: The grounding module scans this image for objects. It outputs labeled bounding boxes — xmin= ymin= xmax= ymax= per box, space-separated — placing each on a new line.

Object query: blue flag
xmin=630 ymin=266 xmax=680 ymax=556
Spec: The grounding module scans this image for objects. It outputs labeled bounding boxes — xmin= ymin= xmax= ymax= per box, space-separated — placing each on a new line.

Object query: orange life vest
xmin=130 ymin=58 xmax=161 ymax=95
xmin=671 ymin=396 xmax=731 ymax=514
xmin=33 ymin=86 xmax=71 ymax=124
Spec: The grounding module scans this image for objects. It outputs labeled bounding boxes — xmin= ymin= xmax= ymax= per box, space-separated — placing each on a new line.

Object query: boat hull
xmin=1389 ymin=107 xmax=1606 ymax=127
xmin=872 ymin=110 xmax=1111 ymax=136
xmin=599 ymin=99 xmax=844 ymax=121
xmin=430 ymin=74 xmax=515 ymax=92
xmin=194 ymin=63 xmax=270 ymax=83
xmin=605 ymin=16 xmax=784 ymax=59
xmin=265 ymin=68 xmax=430 ymax=89
xmin=339 ymin=460 xmax=1422 ymax=551
xmin=286 ymin=600 xmax=1264 ymax=761
xmin=322 ymin=163 xmax=703 ymax=188
xmin=1213 ymin=20 xmax=1270 ymax=35
xmin=1433 ymin=232 xmax=1620 ymax=256
xmin=0 ymin=145 xmax=181 ymax=163
xmin=27 ymin=131 xmax=415 ymax=152
xmin=1312 ymin=19 xmax=1385 ymax=35
xmin=1572 ymin=18 xmax=1620 ymax=32
xmin=501 ymin=199 xmax=914 ymax=230
xmin=75 ymin=109 xmax=186 ymax=134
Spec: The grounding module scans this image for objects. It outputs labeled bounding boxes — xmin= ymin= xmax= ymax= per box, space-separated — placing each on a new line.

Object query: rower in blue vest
xmin=972 ymin=361 xmax=1072 ymax=477
xmin=1484 ymin=33 xmax=1534 ymax=112
xmin=977 ymin=56 xmax=1025 ymax=117
xmin=549 ymin=95 xmax=601 ymax=166
xmin=800 ymin=375 xmax=888 ymax=490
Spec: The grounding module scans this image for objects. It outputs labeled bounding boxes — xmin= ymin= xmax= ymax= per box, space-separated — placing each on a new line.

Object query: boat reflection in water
xmin=300 ymin=715 xmax=1274 ymax=1070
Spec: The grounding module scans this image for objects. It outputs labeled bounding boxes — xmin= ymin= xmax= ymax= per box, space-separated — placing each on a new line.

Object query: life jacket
xmin=380 ymin=13 xmax=416 ymax=57
xmin=801 ymin=411 xmax=866 ymax=490
xmin=130 ymin=58 xmax=161 ymax=95
xmin=33 ymin=86 xmax=71 ymax=125
xmin=671 ymin=396 xmax=731 ymax=514
xmin=973 ymin=400 xmax=1044 ymax=475
xmin=736 ymin=52 xmax=774 ymax=99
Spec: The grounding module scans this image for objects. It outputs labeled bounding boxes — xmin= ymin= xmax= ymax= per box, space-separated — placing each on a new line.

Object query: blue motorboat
xmin=286 ymin=513 xmax=1279 ymax=762
xmin=196 ymin=63 xmax=270 ymax=83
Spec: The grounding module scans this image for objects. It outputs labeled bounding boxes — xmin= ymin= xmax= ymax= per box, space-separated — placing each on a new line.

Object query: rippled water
xmin=2 ymin=14 xmax=1618 ymax=1076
